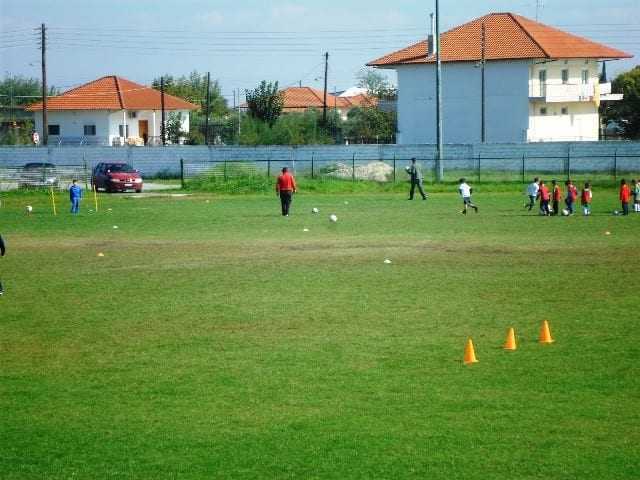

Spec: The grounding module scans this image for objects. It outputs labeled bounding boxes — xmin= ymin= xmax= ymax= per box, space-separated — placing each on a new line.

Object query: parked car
xmin=19 ymin=162 xmax=59 ymax=189
xmin=92 ymin=162 xmax=143 ymax=193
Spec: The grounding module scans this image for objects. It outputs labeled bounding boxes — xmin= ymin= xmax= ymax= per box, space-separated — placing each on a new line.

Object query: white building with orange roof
xmin=278 ymin=86 xmax=376 ymax=120
xmin=27 ymin=75 xmax=199 ymax=146
xmin=367 ymin=12 xmax=632 ymax=144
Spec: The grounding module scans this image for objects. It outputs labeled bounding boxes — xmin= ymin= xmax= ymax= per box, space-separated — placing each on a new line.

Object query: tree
xmin=245 ymin=81 xmax=283 ymax=126
xmin=343 ymin=107 xmax=396 ymax=144
xmin=356 ymin=68 xmax=397 ymax=100
xmin=166 ymin=112 xmax=185 ymax=144
xmin=602 ymin=66 xmax=640 ymax=139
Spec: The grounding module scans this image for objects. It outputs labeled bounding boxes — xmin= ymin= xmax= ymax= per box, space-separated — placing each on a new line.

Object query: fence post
xmin=613 ymin=149 xmax=617 ymax=182
xmin=567 ymin=147 xmax=571 ymax=180
xmin=224 ymin=159 xmax=227 ymax=181
xmin=311 ymin=152 xmax=315 ymax=179
xmin=83 ymin=154 xmax=89 ymax=190
xmin=267 ymin=157 xmax=271 ymax=178
xmin=393 ymin=154 xmax=396 ymax=183
xmin=352 ymin=153 xmax=356 ymax=182
xmin=521 ymin=153 xmax=526 ymax=184
xmin=180 ymin=158 xmax=184 ymax=189
xmin=477 ymin=153 xmax=481 ymax=183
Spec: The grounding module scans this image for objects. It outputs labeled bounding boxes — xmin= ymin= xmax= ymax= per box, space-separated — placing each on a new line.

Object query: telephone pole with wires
xmin=435 ymin=1 xmax=444 ymax=181
xmin=322 ymin=52 xmax=329 ymax=125
xmin=40 ymin=23 xmax=48 ymax=146
xmin=160 ymin=76 xmax=166 ymax=146
xmin=204 ymin=72 xmax=210 ymax=145
xmin=480 ymin=22 xmax=486 ymax=143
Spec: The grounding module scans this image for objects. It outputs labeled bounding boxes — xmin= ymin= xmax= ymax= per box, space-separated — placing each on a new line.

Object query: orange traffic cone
xmin=504 ymin=327 xmax=517 ymax=350
xmin=463 ymin=338 xmax=479 ymax=364
xmin=539 ymin=320 xmax=554 ymax=344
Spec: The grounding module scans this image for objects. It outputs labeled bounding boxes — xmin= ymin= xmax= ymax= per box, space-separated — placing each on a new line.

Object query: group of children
xmin=525 ymin=177 xmax=640 ymax=216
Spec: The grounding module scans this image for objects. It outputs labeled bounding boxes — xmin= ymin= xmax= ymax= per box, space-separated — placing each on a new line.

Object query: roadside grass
xmin=0 ymin=188 xmax=638 ymax=479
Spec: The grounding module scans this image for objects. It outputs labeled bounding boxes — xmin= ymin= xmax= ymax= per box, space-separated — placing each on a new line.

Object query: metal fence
xmin=0 ymin=165 xmax=90 ymax=192
xmin=181 ymin=153 xmax=640 ymax=186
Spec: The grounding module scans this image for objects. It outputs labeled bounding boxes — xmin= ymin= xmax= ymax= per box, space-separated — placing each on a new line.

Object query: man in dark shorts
xmin=276 ymin=167 xmax=297 ymax=216
xmin=407 ymin=158 xmax=428 ymax=200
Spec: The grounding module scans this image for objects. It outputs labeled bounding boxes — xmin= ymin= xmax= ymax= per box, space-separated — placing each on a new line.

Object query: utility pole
xmin=481 ymin=22 xmax=486 ymax=143
xmin=237 ymin=87 xmax=241 ymax=141
xmin=322 ymin=52 xmax=329 ymax=125
xmin=41 ymin=23 xmax=48 ymax=146
xmin=435 ymin=1 xmax=444 ymax=181
xmin=536 ymin=0 xmax=544 ymax=21
xmin=204 ymin=72 xmax=210 ymax=145
xmin=160 ymin=76 xmax=166 ymax=146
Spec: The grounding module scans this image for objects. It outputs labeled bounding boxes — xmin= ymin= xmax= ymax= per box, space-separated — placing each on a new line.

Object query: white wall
xmin=395 ymin=60 xmax=531 ymax=144
xmin=34 ymin=110 xmax=111 ymax=140
xmin=528 ymin=102 xmax=599 ymax=142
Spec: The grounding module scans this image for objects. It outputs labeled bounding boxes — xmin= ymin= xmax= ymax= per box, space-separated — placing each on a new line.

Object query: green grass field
xmin=1 ymin=188 xmax=639 ymax=479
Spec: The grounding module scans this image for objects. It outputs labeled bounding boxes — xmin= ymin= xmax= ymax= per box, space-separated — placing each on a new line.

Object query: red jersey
xmin=567 ymin=184 xmax=578 ymax=201
xmin=539 ymin=185 xmax=550 ymax=201
xmin=276 ymin=172 xmax=297 ymax=193
xmin=581 ymin=189 xmax=592 ymax=204
xmin=552 ymin=185 xmax=562 ymax=201
xmin=620 ymin=184 xmax=630 ymax=202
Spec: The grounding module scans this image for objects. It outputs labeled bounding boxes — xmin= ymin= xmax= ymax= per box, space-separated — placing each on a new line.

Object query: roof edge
xmin=508 ymin=12 xmax=550 ymax=59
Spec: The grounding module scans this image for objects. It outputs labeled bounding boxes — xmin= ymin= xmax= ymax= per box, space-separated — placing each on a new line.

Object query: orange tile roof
xmin=280 ymin=87 xmax=376 ymax=110
xmin=27 ymin=75 xmax=199 ymax=111
xmin=367 ymin=12 xmax=632 ymax=66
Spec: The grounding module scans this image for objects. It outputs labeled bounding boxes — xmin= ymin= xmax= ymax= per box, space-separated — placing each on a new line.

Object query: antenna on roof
xmin=536 ymin=0 xmax=544 ymax=21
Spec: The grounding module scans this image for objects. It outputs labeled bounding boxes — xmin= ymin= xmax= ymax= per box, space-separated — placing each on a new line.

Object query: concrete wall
xmin=1 ymin=142 xmax=639 ymax=178
xmin=396 ymin=61 xmax=531 ymax=144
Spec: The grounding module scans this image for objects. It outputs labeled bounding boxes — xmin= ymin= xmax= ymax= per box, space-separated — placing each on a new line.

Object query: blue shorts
xmin=463 ymin=197 xmax=472 ymax=205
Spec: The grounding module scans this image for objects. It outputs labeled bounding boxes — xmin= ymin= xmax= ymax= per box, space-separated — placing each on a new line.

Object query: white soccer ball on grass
xmin=329 ymin=214 xmax=338 ymax=223
xmin=25 ymin=205 xmax=33 ymax=214
xmin=312 ymin=207 xmax=319 ymax=214
xmin=561 ymin=209 xmax=569 ymax=216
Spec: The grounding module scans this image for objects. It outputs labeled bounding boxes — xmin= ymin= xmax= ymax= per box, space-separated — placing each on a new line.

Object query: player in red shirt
xmin=276 ymin=167 xmax=297 ymax=216
xmin=619 ymin=179 xmax=630 ymax=216
xmin=551 ymin=180 xmax=562 ymax=216
xmin=564 ymin=179 xmax=578 ymax=215
xmin=537 ymin=180 xmax=551 ymax=216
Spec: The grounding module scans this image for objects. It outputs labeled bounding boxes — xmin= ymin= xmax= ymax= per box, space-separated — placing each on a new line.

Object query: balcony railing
xmin=529 ymin=82 xmax=614 ymax=103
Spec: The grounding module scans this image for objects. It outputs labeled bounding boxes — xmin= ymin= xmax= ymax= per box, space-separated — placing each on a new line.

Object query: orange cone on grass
xmin=539 ymin=320 xmax=554 ymax=344
xmin=503 ymin=327 xmax=517 ymax=350
xmin=463 ymin=338 xmax=478 ymax=364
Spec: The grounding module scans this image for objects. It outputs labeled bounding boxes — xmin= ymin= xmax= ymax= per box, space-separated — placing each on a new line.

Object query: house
xmin=26 ymin=75 xmax=199 ymax=146
xmin=278 ymin=87 xmax=376 ymax=120
xmin=367 ymin=13 xmax=632 ymax=143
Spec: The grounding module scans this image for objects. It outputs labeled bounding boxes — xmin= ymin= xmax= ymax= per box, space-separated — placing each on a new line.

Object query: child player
xmin=525 ymin=177 xmax=539 ymax=211
xmin=565 ymin=179 xmax=578 ymax=215
xmin=619 ymin=179 xmax=630 ymax=216
xmin=632 ymin=179 xmax=640 ymax=213
xmin=537 ymin=180 xmax=551 ymax=216
xmin=458 ymin=178 xmax=478 ymax=214
xmin=69 ymin=179 xmax=83 ymax=214
xmin=581 ymin=182 xmax=592 ymax=216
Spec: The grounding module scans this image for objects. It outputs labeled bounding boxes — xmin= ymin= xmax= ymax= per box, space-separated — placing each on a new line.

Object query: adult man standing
xmin=276 ymin=167 xmax=297 ymax=216
xmin=407 ymin=158 xmax=427 ymax=200
xmin=0 ymin=233 xmax=5 ymax=295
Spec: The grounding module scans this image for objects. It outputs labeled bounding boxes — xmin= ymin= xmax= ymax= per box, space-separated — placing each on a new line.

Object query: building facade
xmin=368 ymin=13 xmax=631 ymax=144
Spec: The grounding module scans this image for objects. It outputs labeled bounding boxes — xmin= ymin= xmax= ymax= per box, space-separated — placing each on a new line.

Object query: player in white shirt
xmin=525 ymin=177 xmax=539 ymax=211
xmin=459 ymin=178 xmax=478 ymax=214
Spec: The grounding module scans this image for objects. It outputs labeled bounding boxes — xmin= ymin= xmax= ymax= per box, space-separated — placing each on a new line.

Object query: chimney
xmin=427 ymin=13 xmax=435 ymax=57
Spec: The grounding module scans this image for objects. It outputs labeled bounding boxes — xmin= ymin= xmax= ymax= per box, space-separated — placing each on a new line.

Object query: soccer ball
xmin=312 ymin=207 xmax=319 ymax=214
xmin=25 ymin=205 xmax=33 ymax=215
xmin=404 ymin=166 xmax=411 ymax=173
xmin=613 ymin=210 xmax=620 ymax=216
xmin=561 ymin=209 xmax=569 ymax=216
xmin=329 ymin=214 xmax=338 ymax=223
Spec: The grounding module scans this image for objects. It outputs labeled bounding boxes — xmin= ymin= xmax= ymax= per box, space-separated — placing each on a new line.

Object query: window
xmin=561 ymin=107 xmax=569 ymax=115
xmin=128 ymin=111 xmax=137 ymax=119
xmin=48 ymin=124 xmax=60 ymax=135
xmin=581 ymin=70 xmax=589 ymax=85
xmin=540 ymin=107 xmax=547 ymax=116
xmin=538 ymin=70 xmax=547 ymax=96
xmin=561 ymin=69 xmax=569 ymax=84
xmin=118 ymin=125 xmax=129 ymax=137
xmin=83 ymin=125 xmax=96 ymax=136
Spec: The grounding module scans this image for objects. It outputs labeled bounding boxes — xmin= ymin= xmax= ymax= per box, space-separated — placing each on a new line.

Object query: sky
xmin=1 ymin=0 xmax=638 ymax=105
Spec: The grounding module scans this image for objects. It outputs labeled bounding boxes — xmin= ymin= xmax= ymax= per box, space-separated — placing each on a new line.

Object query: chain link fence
xmin=180 ymin=153 xmax=640 ymax=187
xmin=0 ymin=164 xmax=91 ymax=192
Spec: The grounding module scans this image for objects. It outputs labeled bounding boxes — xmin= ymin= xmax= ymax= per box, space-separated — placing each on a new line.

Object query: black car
xmin=19 ymin=162 xmax=59 ymax=189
